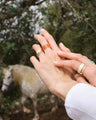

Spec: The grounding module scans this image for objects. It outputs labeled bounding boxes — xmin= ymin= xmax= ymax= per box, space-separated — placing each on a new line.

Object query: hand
xmin=54 ymin=43 xmax=96 ymax=87
xmin=30 ymin=29 xmax=77 ymax=100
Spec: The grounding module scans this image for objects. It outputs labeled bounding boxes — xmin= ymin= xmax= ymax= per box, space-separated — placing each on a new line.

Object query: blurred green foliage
xmin=0 ymin=84 xmax=21 ymax=114
xmin=0 ymin=0 xmax=96 ymax=67
xmin=40 ymin=0 xmax=96 ymax=61
xmin=0 ymin=69 xmax=4 ymax=80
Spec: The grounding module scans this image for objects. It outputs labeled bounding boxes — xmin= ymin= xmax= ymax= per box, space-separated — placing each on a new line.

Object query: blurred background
xmin=0 ymin=0 xmax=96 ymax=120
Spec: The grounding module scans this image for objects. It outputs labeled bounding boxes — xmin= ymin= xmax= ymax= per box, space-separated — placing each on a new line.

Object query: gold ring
xmin=36 ymin=49 xmax=42 ymax=57
xmin=78 ymin=63 xmax=85 ymax=75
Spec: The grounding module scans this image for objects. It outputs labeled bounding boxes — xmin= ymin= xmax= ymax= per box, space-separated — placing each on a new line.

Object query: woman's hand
xmin=30 ymin=29 xmax=77 ymax=100
xmin=54 ymin=43 xmax=96 ymax=87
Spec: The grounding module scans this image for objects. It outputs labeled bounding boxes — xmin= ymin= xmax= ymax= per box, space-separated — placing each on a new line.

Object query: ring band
xmin=42 ymin=44 xmax=51 ymax=52
xmin=36 ymin=49 xmax=42 ymax=57
xmin=78 ymin=63 xmax=85 ymax=75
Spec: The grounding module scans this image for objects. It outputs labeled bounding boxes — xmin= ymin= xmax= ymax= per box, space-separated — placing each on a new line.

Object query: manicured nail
xmin=41 ymin=28 xmax=45 ymax=30
xmin=40 ymin=28 xmax=45 ymax=32
xmin=60 ymin=42 xmax=65 ymax=47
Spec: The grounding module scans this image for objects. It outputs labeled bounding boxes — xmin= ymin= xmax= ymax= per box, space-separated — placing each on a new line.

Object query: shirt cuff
xmin=64 ymin=83 xmax=96 ymax=120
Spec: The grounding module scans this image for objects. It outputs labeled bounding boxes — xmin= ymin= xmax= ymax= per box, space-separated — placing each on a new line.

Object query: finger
xmin=74 ymin=74 xmax=88 ymax=84
xmin=54 ymin=60 xmax=80 ymax=72
xmin=57 ymin=51 xmax=90 ymax=65
xmin=40 ymin=29 xmax=59 ymax=51
xmin=59 ymin=42 xmax=71 ymax=52
xmin=54 ymin=58 xmax=96 ymax=85
xmin=34 ymin=34 xmax=51 ymax=53
xmin=32 ymin=44 xmax=44 ymax=60
xmin=30 ymin=56 xmax=40 ymax=71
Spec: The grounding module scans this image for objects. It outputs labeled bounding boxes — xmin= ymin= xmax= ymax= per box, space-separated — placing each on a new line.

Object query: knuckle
xmin=77 ymin=54 xmax=82 ymax=58
xmin=71 ymin=60 xmax=74 ymax=66
xmin=83 ymin=56 xmax=88 ymax=59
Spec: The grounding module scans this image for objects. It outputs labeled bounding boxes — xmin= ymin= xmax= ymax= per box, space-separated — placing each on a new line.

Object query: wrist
xmin=54 ymin=80 xmax=77 ymax=101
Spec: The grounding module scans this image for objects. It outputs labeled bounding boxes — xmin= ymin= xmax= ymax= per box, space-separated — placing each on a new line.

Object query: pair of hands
xmin=30 ymin=29 xmax=96 ymax=100
xmin=54 ymin=44 xmax=96 ymax=87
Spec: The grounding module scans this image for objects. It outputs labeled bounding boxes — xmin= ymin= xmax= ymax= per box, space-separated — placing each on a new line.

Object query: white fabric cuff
xmin=64 ymin=83 xmax=96 ymax=120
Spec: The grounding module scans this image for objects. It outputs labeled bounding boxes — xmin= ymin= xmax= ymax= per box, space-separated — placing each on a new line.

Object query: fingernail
xmin=60 ymin=42 xmax=65 ymax=47
xmin=41 ymin=28 xmax=45 ymax=30
xmin=40 ymin=28 xmax=45 ymax=32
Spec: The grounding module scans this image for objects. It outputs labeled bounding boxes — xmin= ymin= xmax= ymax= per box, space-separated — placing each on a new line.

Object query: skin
xmin=54 ymin=43 xmax=96 ymax=87
xmin=30 ymin=29 xmax=77 ymax=101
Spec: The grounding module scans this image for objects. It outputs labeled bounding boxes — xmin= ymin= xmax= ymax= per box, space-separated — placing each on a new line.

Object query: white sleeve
xmin=64 ymin=83 xmax=96 ymax=120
